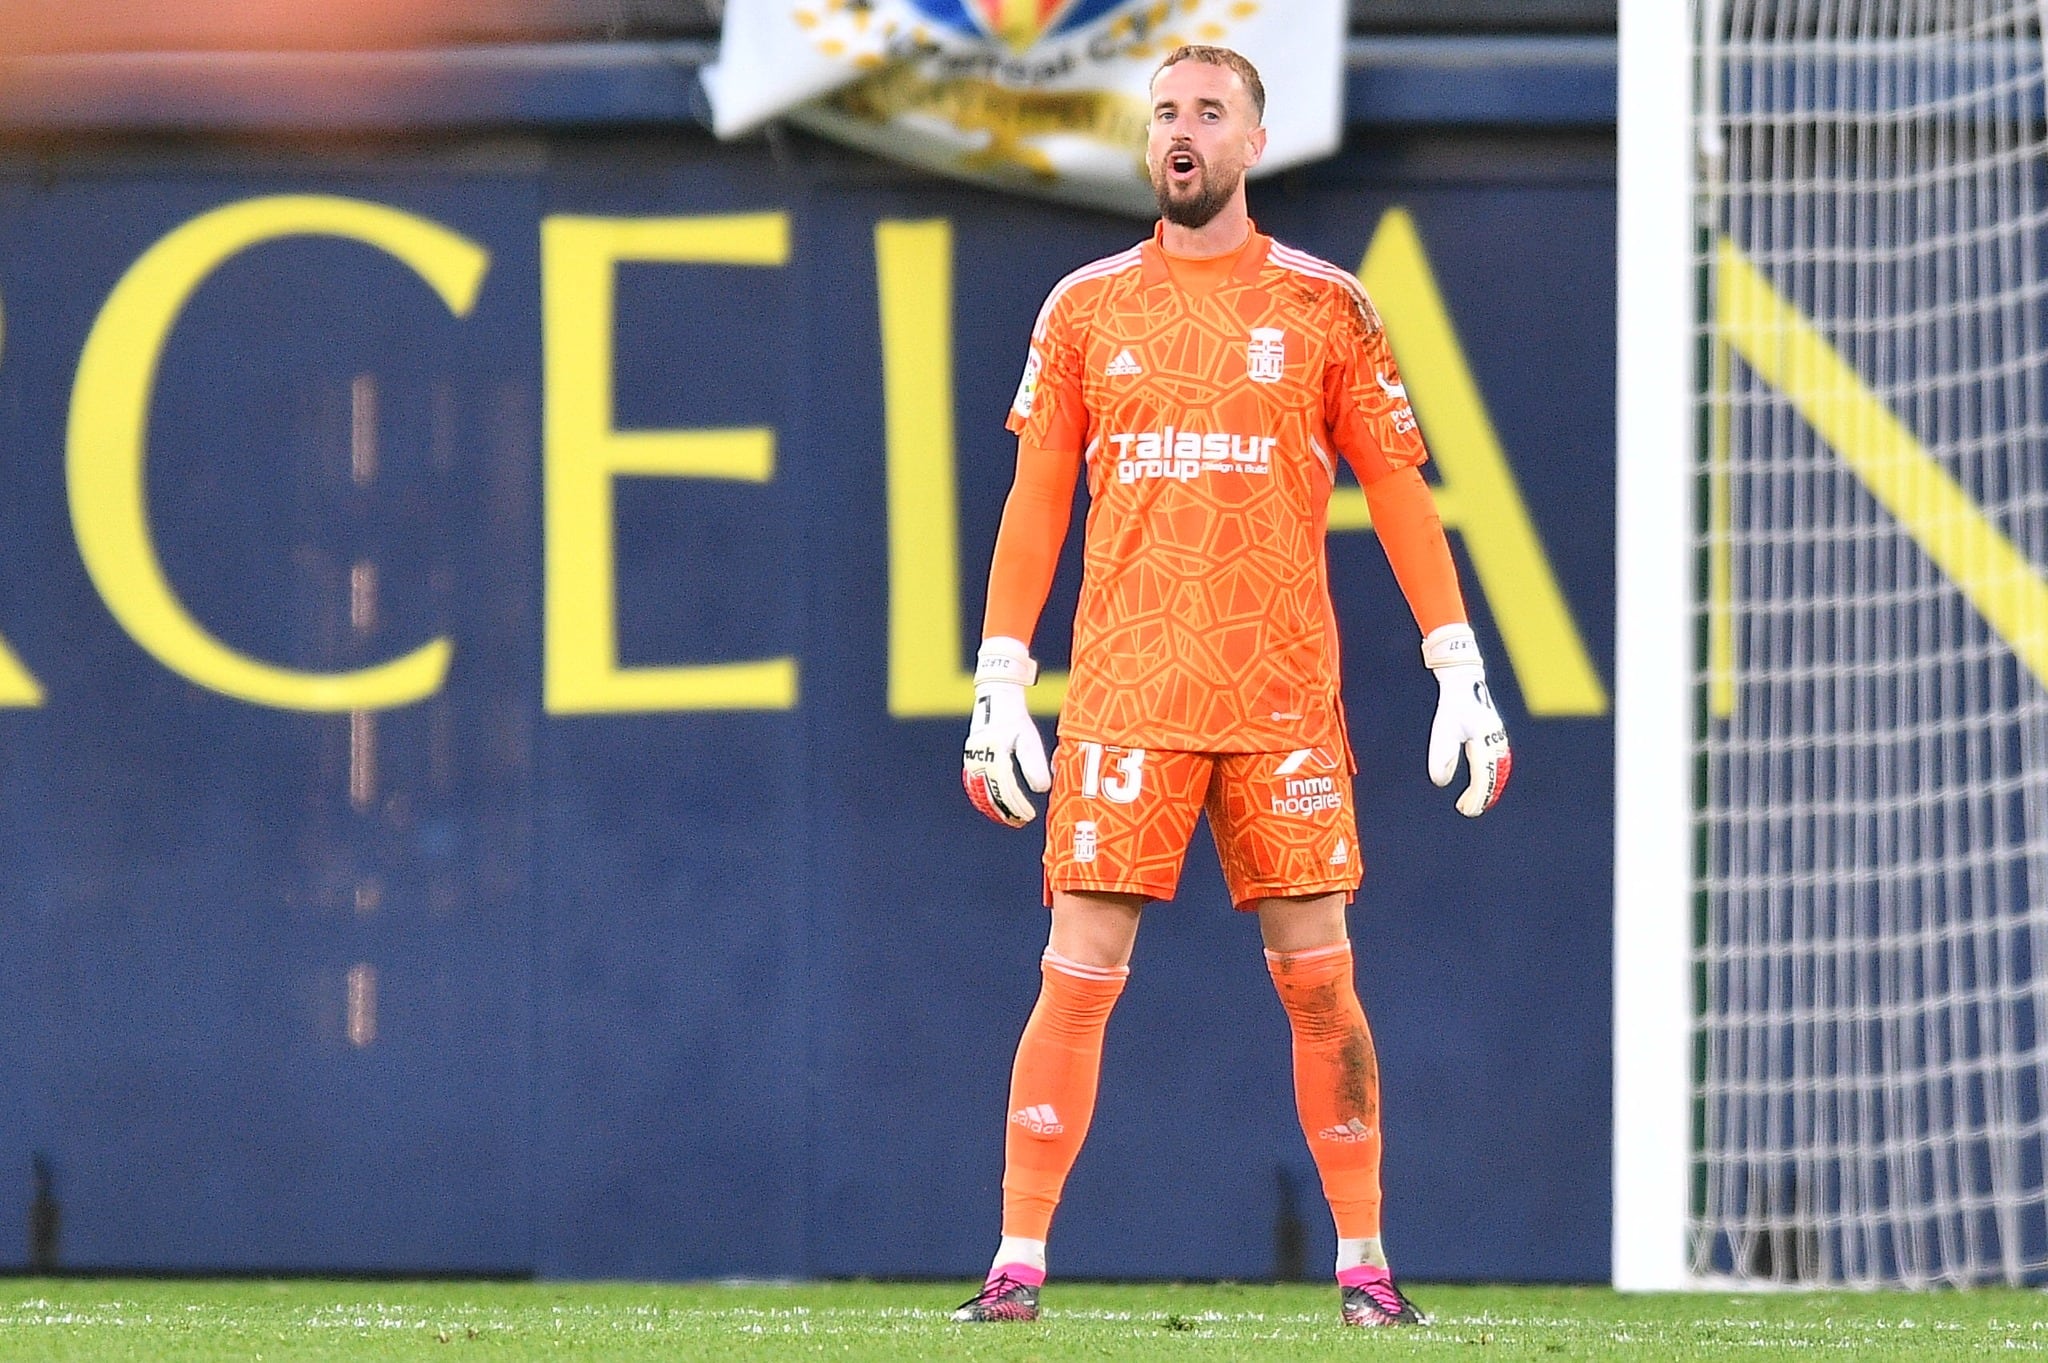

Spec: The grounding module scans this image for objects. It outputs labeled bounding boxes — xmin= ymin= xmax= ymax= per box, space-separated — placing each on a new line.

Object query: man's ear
xmin=1245 ymin=123 xmax=1269 ymax=168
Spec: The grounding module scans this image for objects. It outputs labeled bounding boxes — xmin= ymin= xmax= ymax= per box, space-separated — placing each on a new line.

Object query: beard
xmin=1151 ymin=153 xmax=1241 ymax=229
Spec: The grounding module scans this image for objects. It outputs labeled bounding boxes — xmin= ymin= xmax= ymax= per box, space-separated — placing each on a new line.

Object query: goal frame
xmin=1612 ymin=0 xmax=1697 ymax=1293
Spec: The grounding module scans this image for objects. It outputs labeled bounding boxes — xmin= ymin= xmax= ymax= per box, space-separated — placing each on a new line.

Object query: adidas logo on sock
xmin=1105 ymin=348 xmax=1142 ymax=376
xmin=1318 ymin=1117 xmax=1375 ymax=1144
xmin=1009 ymin=1104 xmax=1064 ymax=1135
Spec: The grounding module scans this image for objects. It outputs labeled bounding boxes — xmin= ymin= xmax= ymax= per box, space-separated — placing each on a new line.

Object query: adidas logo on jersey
xmin=1010 ymin=1104 xmax=1064 ymax=1135
xmin=1330 ymin=838 xmax=1350 ymax=866
xmin=1105 ymin=348 xmax=1142 ymax=376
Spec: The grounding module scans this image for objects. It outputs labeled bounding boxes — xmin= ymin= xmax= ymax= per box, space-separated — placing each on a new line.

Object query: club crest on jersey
xmin=1247 ymin=327 xmax=1286 ymax=384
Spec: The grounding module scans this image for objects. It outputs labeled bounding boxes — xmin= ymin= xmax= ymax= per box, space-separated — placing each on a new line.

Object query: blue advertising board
xmin=0 ymin=129 xmax=1614 ymax=1281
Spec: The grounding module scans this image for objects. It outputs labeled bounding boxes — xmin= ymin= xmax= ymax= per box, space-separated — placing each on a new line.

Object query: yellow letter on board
xmin=540 ymin=214 xmax=797 ymax=713
xmin=0 ymin=285 xmax=45 ymax=705
xmin=1335 ymin=208 xmax=1608 ymax=717
xmin=876 ymin=218 xmax=1068 ymax=718
xmin=68 ymin=195 xmax=485 ymax=711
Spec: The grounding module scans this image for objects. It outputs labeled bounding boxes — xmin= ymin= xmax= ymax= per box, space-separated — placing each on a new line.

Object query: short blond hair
xmin=1153 ymin=44 xmax=1266 ymax=125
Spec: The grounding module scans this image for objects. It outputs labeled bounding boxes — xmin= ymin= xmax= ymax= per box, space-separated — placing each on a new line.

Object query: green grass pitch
xmin=2 ymin=1278 xmax=2045 ymax=1360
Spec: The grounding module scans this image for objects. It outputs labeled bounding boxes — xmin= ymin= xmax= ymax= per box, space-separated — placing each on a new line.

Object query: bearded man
xmin=952 ymin=43 xmax=1511 ymax=1329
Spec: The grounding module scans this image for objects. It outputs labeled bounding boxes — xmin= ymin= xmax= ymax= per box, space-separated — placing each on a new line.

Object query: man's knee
xmin=1047 ymin=890 xmax=1145 ymax=968
xmin=1255 ymin=891 xmax=1350 ymax=952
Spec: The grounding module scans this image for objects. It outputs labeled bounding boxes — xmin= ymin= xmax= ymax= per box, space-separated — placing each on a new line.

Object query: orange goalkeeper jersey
xmin=1005 ymin=223 xmax=1431 ymax=754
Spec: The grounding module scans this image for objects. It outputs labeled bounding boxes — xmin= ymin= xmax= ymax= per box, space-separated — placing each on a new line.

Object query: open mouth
xmin=1168 ymin=149 xmax=1199 ymax=180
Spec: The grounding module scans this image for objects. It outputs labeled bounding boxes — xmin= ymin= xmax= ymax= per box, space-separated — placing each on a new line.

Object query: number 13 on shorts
xmin=1077 ymin=741 xmax=1145 ymax=803
xmin=1042 ymin=741 xmax=1364 ymax=908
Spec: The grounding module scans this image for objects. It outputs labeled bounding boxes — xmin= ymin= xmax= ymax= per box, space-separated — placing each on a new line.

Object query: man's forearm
xmin=982 ymin=440 xmax=1080 ymax=643
xmin=1360 ymin=464 xmax=1466 ymax=635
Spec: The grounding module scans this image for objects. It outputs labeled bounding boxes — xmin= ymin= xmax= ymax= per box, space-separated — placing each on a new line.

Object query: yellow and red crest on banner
xmin=975 ymin=0 xmax=1082 ymax=51
xmin=704 ymin=0 xmax=1344 ymax=213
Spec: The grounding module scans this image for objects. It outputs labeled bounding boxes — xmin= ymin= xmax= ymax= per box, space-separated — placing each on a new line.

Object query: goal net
xmin=1691 ymin=0 xmax=2048 ymax=1286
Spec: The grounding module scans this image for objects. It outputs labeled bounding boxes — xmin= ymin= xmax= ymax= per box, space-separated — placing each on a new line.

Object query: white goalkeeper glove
xmin=1422 ymin=622 xmax=1512 ymax=817
xmin=962 ymin=636 xmax=1052 ymax=827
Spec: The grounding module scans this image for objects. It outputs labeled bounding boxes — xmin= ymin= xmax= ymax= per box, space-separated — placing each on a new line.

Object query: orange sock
xmin=1000 ymin=949 xmax=1129 ymax=1241
xmin=1267 ymin=942 xmax=1383 ymax=1239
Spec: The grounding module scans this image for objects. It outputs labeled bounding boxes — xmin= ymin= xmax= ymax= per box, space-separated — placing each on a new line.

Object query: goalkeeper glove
xmin=962 ymin=636 xmax=1051 ymax=827
xmin=1421 ymin=622 xmax=1512 ymax=817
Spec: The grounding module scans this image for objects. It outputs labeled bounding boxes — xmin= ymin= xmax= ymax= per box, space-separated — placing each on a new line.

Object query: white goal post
xmin=1614 ymin=0 xmax=1697 ymax=1295
xmin=1618 ymin=0 xmax=2048 ymax=1289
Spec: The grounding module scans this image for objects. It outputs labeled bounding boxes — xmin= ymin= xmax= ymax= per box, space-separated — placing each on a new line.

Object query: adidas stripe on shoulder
xmin=1269 ymin=242 xmax=1383 ymax=332
xmin=1268 ymin=241 xmax=1364 ymax=294
xmin=1030 ymin=244 xmax=1144 ymax=340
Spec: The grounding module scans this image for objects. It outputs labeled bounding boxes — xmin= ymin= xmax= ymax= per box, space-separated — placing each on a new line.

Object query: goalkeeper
xmin=953 ymin=44 xmax=1511 ymax=1329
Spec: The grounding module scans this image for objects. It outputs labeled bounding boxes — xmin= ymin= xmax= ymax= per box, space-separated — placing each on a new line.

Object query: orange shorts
xmin=1042 ymin=740 xmax=1363 ymax=909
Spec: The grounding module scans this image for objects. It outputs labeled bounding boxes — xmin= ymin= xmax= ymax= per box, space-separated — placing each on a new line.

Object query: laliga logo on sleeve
xmin=1012 ymin=347 xmax=1043 ymax=419
xmin=1247 ymin=327 xmax=1286 ymax=384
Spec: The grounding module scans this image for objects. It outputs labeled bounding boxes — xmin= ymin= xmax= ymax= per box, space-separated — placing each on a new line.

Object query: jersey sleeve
xmin=1005 ymin=288 xmax=1088 ymax=453
xmin=1362 ymin=463 xmax=1467 ymax=635
xmin=981 ymin=438 xmax=1082 ymax=645
xmin=1324 ymin=286 xmax=1429 ymax=485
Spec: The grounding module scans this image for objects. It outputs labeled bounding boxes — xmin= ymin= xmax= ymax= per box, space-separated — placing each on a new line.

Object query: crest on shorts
xmin=1247 ymin=327 xmax=1286 ymax=384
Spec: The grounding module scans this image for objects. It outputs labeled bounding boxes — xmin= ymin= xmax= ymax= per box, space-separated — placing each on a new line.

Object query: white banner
xmin=702 ymin=0 xmax=1346 ymax=216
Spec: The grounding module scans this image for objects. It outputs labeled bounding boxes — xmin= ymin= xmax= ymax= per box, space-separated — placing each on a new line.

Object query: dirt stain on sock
xmin=1339 ymin=1025 xmax=1379 ymax=1121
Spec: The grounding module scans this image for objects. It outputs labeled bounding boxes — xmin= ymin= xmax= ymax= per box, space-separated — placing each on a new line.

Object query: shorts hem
xmin=1226 ymin=876 xmax=1363 ymax=912
xmin=1043 ymin=874 xmax=1178 ymax=905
